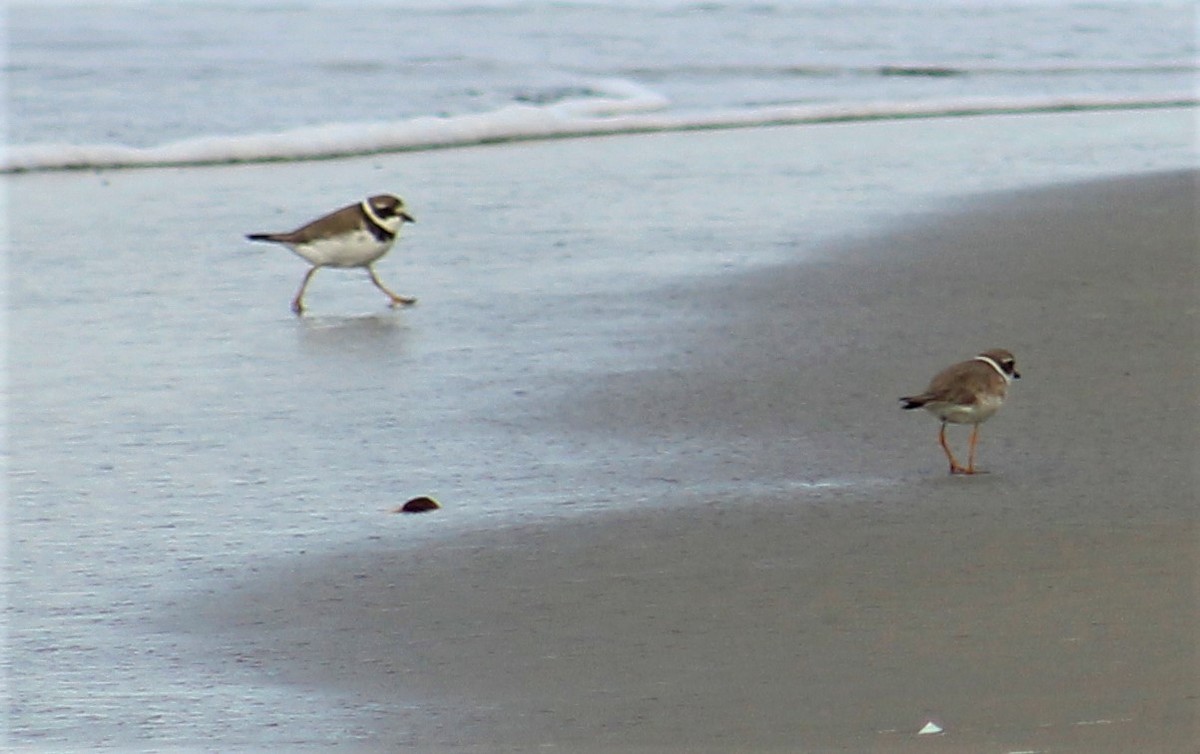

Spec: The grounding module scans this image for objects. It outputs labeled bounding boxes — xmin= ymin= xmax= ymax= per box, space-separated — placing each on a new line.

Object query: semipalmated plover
xmin=900 ymin=348 xmax=1020 ymax=475
xmin=247 ymin=194 xmax=416 ymax=315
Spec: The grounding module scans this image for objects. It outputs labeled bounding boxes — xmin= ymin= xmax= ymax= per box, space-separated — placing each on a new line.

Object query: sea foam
xmin=2 ymin=81 xmax=1194 ymax=174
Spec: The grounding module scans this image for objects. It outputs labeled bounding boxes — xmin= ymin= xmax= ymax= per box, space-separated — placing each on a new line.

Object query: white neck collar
xmin=973 ymin=355 xmax=1011 ymax=383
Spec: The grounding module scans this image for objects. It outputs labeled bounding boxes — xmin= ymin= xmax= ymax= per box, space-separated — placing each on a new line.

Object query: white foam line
xmin=3 ymin=92 xmax=1195 ymax=174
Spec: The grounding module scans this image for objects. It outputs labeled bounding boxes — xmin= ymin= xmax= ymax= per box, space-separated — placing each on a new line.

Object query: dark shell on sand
xmin=395 ymin=496 xmax=440 ymax=514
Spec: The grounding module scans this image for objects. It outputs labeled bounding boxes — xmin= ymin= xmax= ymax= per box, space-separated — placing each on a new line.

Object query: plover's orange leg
xmin=367 ymin=265 xmax=416 ymax=307
xmin=292 ymin=266 xmax=320 ymax=315
xmin=965 ymin=424 xmax=983 ymax=475
xmin=939 ymin=423 xmax=968 ymax=474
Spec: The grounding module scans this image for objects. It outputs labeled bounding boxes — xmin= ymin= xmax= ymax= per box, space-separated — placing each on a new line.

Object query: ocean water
xmin=2 ymin=1 xmax=1197 ymax=751
xmin=3 ymin=0 xmax=1195 ymax=171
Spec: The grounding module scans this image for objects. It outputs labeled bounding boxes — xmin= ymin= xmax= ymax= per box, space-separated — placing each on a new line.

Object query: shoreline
xmin=190 ymin=168 xmax=1198 ymax=751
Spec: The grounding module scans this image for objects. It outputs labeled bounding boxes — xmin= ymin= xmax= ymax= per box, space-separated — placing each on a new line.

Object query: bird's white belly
xmin=927 ymin=394 xmax=1004 ymax=424
xmin=291 ymin=230 xmax=393 ymax=267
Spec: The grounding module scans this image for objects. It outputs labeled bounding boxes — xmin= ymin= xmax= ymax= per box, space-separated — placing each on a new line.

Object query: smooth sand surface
xmin=195 ymin=169 xmax=1197 ymax=752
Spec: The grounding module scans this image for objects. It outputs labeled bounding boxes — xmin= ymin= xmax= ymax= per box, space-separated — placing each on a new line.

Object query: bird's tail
xmin=899 ymin=395 xmax=927 ymax=410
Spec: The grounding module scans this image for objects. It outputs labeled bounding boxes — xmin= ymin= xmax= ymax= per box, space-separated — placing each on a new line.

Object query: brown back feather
xmin=266 ymin=202 xmax=364 ymax=244
xmin=922 ymin=360 xmax=1007 ymax=405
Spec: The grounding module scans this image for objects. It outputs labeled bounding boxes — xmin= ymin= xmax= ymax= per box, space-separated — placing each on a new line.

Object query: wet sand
xmin=190 ymin=167 xmax=1199 ymax=752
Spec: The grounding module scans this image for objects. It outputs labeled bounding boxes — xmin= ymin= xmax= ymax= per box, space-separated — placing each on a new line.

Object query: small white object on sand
xmin=918 ymin=720 xmax=944 ymax=735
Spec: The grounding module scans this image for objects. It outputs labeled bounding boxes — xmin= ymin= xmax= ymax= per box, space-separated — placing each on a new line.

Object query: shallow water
xmin=3 ymin=109 xmax=1195 ymax=748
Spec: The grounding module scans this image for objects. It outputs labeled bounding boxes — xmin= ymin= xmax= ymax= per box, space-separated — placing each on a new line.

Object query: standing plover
xmin=247 ymin=194 xmax=416 ymax=315
xmin=900 ymin=349 xmax=1021 ymax=475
